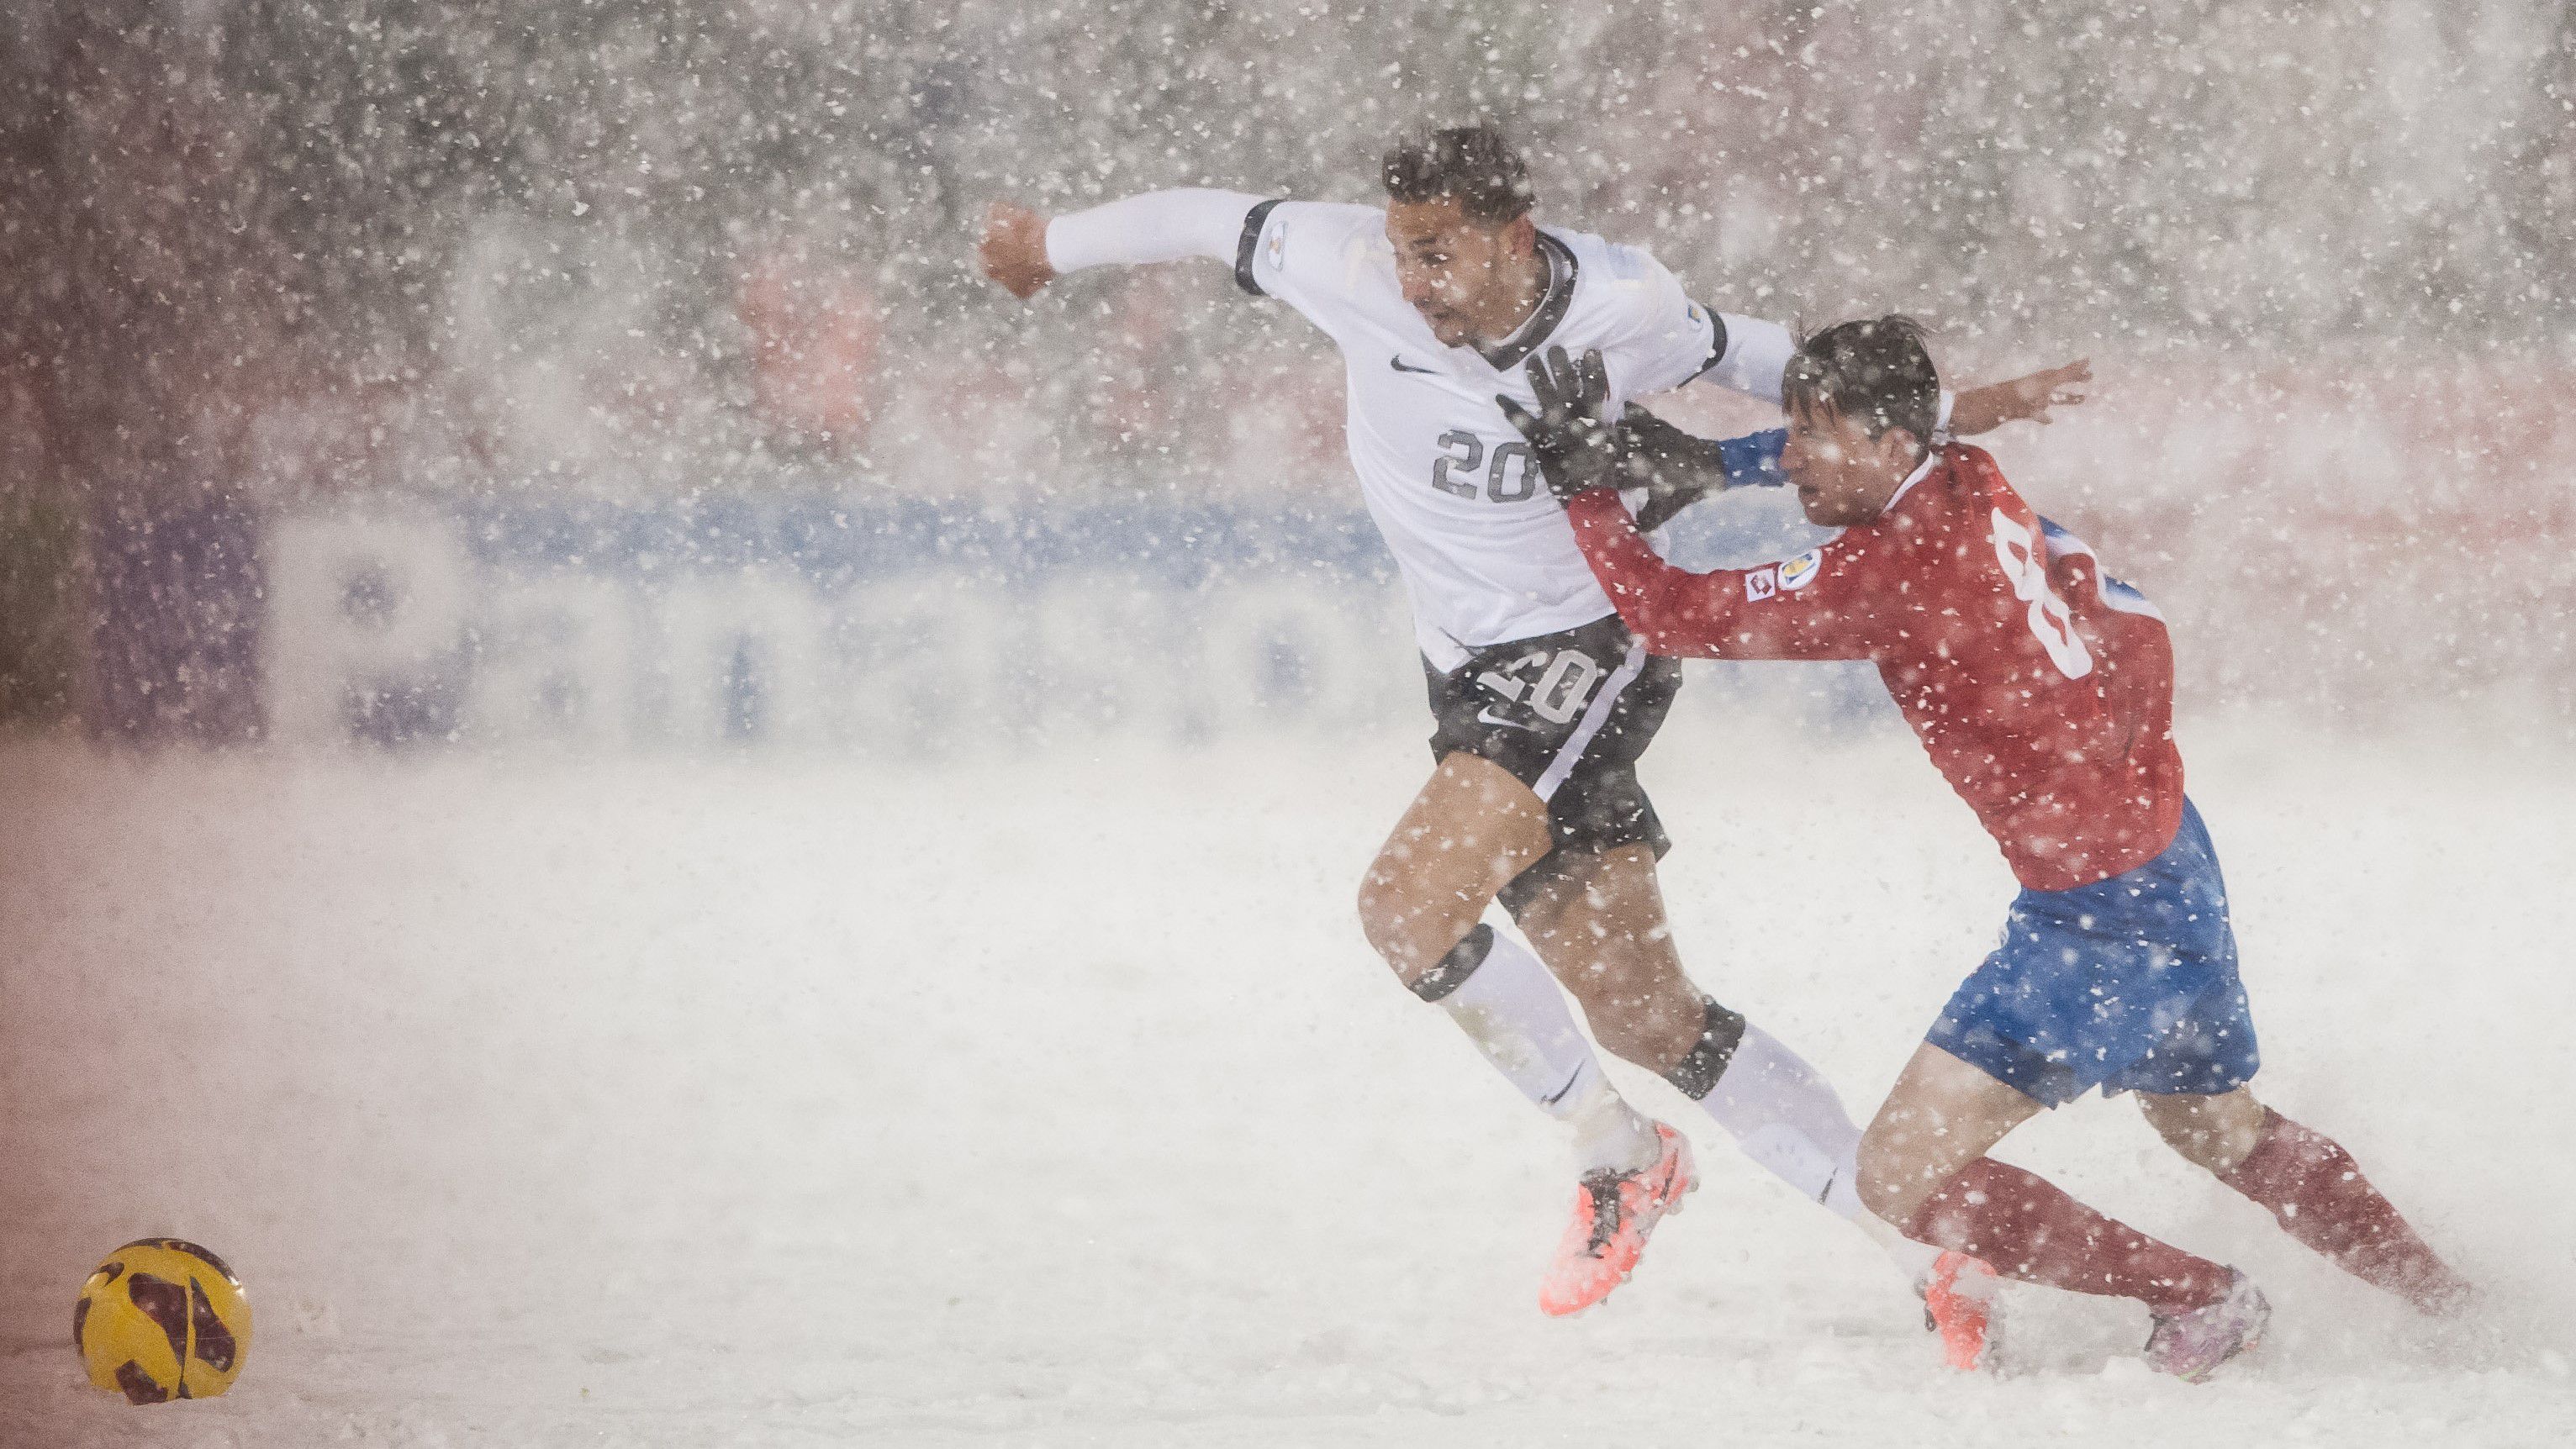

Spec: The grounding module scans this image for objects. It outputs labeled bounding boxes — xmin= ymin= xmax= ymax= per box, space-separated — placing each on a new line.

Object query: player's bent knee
xmin=2135 ymin=1090 xmax=2209 ymax=1139
xmin=2137 ymin=1089 xmax=2264 ymax=1174
xmin=1354 ymin=871 xmax=1393 ymax=944
xmin=1501 ymin=882 xmax=1570 ymax=951
xmin=1354 ymin=857 xmax=1421 ymax=954
xmin=2135 ymin=1091 xmax=2188 ymax=1133
xmin=1355 ymin=866 xmax=1485 ymax=992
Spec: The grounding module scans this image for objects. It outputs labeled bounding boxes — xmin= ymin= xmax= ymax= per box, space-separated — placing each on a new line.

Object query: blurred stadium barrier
xmin=252 ymin=499 xmax=1415 ymax=755
xmin=48 ymin=357 xmax=2576 ymax=753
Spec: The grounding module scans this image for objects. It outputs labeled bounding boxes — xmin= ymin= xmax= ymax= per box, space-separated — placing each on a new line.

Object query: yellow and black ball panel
xmin=73 ymin=1239 xmax=251 ymax=1404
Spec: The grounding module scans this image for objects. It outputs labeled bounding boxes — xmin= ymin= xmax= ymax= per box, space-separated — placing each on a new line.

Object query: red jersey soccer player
xmin=1499 ymin=324 xmax=2473 ymax=1379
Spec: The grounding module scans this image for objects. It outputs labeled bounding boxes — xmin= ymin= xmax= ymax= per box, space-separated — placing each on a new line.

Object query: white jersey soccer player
xmin=1073 ymin=192 xmax=1789 ymax=670
xmin=979 ymin=125 xmax=2084 ymax=1344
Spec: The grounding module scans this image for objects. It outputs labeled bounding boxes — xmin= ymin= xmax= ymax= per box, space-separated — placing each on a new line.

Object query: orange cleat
xmin=1539 ymin=1123 xmax=1697 ymax=1317
xmin=1919 ymin=1249 xmax=2003 ymax=1372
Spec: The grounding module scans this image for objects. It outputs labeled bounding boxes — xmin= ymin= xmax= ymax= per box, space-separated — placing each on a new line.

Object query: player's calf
xmin=2134 ymin=1087 xmax=2268 ymax=1174
xmin=1410 ymin=923 xmax=1665 ymax=1172
xmin=2154 ymin=1094 xmax=2476 ymax=1317
xmin=1527 ymin=919 xmax=1705 ymax=1072
xmin=1506 ymin=841 xmax=1744 ymax=1076
xmin=1861 ymin=1042 xmax=2251 ymax=1378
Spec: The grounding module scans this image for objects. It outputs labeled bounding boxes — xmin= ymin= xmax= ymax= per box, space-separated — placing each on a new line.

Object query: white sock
xmin=1695 ymin=1023 xmax=1940 ymax=1283
xmin=1433 ymin=927 xmax=1663 ymax=1174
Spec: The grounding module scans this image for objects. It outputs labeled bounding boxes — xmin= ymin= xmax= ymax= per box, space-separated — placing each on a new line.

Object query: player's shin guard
xmin=1665 ymin=1003 xmax=1942 ymax=1281
xmin=1903 ymin=1157 xmax=2232 ymax=1314
xmin=2216 ymin=1109 xmax=2473 ymax=1315
xmin=1682 ymin=1016 xmax=1854 ymax=1204
xmin=1412 ymin=924 xmax=1661 ymax=1173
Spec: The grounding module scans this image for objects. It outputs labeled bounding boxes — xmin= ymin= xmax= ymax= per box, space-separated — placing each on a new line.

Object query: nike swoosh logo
xmin=1540 ymin=1066 xmax=1587 ymax=1108
xmin=1390 ymin=356 xmax=1438 ymax=374
xmin=1474 ymin=706 xmax=1541 ymax=731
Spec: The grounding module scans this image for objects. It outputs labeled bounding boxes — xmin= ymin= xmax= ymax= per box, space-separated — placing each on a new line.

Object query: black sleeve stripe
xmin=1685 ymin=303 xmax=1730 ymax=381
xmin=1234 ymin=198 xmax=1285 ymax=297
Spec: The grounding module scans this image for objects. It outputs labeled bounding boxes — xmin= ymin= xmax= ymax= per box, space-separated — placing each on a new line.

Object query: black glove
xmin=1618 ymin=404 xmax=1731 ymax=531
xmin=1495 ymin=345 xmax=1620 ymax=503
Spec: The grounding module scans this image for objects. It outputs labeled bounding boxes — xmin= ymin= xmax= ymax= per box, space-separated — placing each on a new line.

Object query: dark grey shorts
xmin=1422 ymin=612 xmax=1680 ymax=909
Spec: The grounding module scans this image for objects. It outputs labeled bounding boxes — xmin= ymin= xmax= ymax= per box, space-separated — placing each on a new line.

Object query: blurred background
xmin=3 ymin=0 xmax=2572 ymax=751
xmin=4 ymin=4 xmax=2575 ymax=1444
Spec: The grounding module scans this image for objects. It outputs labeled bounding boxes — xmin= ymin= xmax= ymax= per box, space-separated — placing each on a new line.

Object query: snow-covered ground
xmin=3 ymin=716 xmax=2572 ymax=1446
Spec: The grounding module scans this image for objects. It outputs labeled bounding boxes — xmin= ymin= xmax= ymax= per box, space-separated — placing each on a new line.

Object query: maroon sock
xmin=1903 ymin=1157 xmax=2231 ymax=1313
xmin=2217 ymin=1109 xmax=2471 ymax=1315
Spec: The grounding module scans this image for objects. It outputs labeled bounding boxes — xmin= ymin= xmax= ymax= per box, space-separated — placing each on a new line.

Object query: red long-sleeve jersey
xmin=1567 ymin=444 xmax=2183 ymax=892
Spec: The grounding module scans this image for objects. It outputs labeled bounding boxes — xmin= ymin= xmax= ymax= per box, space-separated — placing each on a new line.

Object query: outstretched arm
xmin=1626 ymin=356 xmax=2088 ymax=528
xmin=978 ymin=189 xmax=1269 ymax=299
xmin=1565 ymin=490 xmax=1877 ymax=662
xmin=1948 ymin=359 xmax=2093 ymax=435
xmin=1628 ymin=357 xmax=2088 ymax=526
xmin=1686 ymin=315 xmax=2088 ymax=433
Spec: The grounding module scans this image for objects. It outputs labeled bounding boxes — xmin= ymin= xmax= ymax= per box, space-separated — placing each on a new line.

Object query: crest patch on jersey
xmin=1776 ymin=549 xmax=1823 ymax=591
xmin=1265 ymin=225 xmax=1285 ymax=271
xmin=1745 ymin=568 xmax=1778 ymax=603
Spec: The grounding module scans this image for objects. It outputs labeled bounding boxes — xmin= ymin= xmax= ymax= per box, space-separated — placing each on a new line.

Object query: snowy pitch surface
xmin=3 ymin=723 xmax=2573 ymax=1446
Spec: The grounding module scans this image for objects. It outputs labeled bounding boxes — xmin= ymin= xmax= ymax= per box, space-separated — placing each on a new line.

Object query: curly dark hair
xmin=1380 ymin=124 xmax=1535 ymax=225
xmin=1782 ymin=316 xmax=1942 ymax=449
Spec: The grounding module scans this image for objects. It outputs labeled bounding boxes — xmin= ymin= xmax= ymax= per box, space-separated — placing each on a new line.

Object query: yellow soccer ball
xmin=72 ymin=1239 xmax=251 ymax=1403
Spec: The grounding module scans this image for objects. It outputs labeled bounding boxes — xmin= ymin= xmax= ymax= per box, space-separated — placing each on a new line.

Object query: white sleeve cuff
xmin=1699 ymin=313 xmax=1797 ymax=405
xmin=1044 ymin=189 xmax=1268 ymax=274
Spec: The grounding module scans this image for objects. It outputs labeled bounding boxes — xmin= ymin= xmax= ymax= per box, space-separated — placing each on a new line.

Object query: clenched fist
xmin=978 ymin=201 xmax=1057 ymax=300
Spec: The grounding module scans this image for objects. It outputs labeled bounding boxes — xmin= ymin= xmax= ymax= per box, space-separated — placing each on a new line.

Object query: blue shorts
xmin=1927 ymin=800 xmax=2260 ymax=1109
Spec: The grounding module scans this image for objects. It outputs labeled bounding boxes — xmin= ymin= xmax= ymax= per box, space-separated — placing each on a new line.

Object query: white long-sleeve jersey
xmin=1045 ymin=189 xmax=1796 ymax=670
